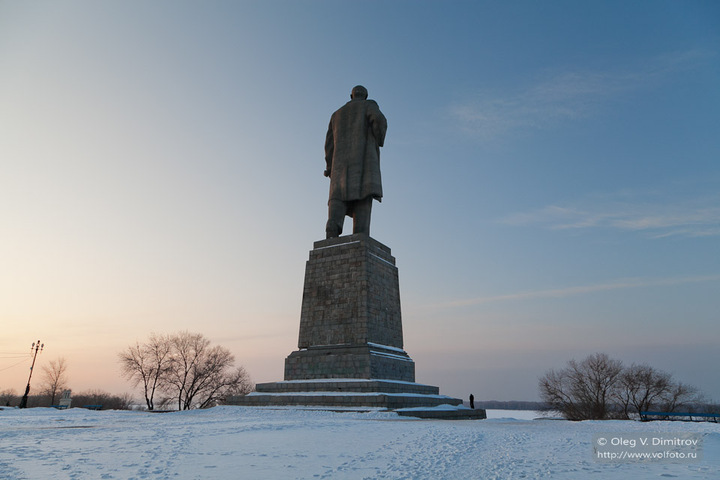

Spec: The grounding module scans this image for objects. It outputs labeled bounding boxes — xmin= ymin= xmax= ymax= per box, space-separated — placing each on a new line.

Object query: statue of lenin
xmin=324 ymin=85 xmax=387 ymax=238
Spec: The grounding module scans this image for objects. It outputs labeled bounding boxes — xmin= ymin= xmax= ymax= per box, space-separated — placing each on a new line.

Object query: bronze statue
xmin=324 ymin=85 xmax=387 ymax=238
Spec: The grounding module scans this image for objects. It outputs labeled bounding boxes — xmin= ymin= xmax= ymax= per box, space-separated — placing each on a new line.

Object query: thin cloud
xmin=451 ymin=49 xmax=714 ymax=140
xmin=430 ymin=274 xmax=720 ymax=309
xmin=501 ymin=195 xmax=720 ymax=238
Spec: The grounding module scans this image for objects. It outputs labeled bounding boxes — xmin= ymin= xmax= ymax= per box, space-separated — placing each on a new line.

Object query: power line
xmin=0 ymin=358 xmax=31 ymax=372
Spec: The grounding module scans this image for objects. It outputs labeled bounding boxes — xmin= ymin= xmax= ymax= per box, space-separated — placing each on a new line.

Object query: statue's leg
xmin=326 ymin=199 xmax=346 ymax=238
xmin=352 ymin=197 xmax=373 ymax=236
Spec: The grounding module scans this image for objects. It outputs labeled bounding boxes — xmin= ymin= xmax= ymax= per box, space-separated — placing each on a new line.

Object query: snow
xmin=272 ymin=379 xmax=428 ymax=386
xmin=368 ymin=251 xmax=395 ymax=267
xmin=1 ymin=406 xmax=718 ymax=479
xmin=369 ymin=352 xmax=414 ymax=362
xmin=243 ymin=391 xmax=455 ymax=399
xmin=314 ymin=240 xmax=361 ymax=251
xmin=366 ymin=343 xmax=407 ymax=354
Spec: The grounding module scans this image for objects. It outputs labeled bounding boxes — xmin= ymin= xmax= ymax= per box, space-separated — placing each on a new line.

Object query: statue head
xmin=351 ymin=85 xmax=368 ymax=100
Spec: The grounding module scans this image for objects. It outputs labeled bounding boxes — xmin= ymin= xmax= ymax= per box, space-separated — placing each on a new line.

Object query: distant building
xmin=59 ymin=389 xmax=72 ymax=409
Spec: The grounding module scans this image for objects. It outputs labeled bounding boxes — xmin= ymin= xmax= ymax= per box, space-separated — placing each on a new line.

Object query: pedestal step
xmin=256 ymin=379 xmax=439 ymax=395
xmin=229 ymin=392 xmax=461 ymax=409
xmin=228 ymin=378 xmax=461 ymax=410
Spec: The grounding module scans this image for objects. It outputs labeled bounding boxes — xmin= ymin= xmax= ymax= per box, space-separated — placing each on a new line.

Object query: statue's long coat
xmin=325 ymin=98 xmax=387 ymax=203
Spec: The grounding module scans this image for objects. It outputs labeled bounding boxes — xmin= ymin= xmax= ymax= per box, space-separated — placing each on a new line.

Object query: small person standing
xmin=469 ymin=394 xmax=475 ymax=409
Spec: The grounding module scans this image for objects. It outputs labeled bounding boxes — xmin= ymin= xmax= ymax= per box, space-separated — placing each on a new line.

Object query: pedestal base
xmin=228 ymin=235 xmax=485 ymax=420
xmin=284 ymin=344 xmax=415 ymax=382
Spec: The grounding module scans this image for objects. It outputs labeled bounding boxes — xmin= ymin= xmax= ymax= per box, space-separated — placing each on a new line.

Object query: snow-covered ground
xmin=1 ymin=406 xmax=717 ymax=479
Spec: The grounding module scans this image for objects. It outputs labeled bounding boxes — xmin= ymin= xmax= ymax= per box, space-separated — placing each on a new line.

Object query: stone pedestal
xmin=286 ymin=234 xmax=413 ymax=382
xmin=229 ymin=234 xmax=485 ymax=419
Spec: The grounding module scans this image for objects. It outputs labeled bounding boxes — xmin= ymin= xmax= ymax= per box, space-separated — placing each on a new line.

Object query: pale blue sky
xmin=1 ymin=1 xmax=718 ymax=401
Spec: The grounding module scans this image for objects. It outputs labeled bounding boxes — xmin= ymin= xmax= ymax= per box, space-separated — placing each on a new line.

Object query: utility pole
xmin=19 ymin=340 xmax=43 ymax=409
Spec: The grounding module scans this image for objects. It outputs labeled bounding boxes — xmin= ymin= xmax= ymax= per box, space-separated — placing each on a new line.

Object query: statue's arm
xmin=367 ymin=101 xmax=387 ymax=147
xmin=324 ymin=120 xmax=334 ymax=177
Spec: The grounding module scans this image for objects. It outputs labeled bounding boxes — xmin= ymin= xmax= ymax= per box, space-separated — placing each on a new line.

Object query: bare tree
xmin=118 ymin=333 xmax=171 ymax=410
xmin=196 ymin=365 xmax=253 ymax=409
xmin=539 ymin=368 xmax=582 ymax=420
xmin=163 ymin=331 xmax=252 ymax=410
xmin=540 ymin=353 xmax=705 ymax=420
xmin=163 ymin=332 xmax=209 ymax=410
xmin=661 ymin=382 xmax=701 ymax=412
xmin=616 ymin=364 xmax=672 ymax=418
xmin=539 ymin=353 xmax=623 ymax=420
xmin=119 ymin=331 xmax=252 ymax=410
xmin=41 ymin=357 xmax=69 ymax=406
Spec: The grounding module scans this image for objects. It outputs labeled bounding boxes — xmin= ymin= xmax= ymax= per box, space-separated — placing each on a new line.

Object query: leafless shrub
xmin=539 ymin=353 xmax=704 ymax=420
xmin=539 ymin=353 xmax=623 ymax=420
xmin=1 ymin=388 xmax=18 ymax=407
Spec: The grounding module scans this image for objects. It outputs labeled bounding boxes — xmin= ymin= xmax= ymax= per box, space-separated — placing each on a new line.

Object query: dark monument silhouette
xmin=231 ymin=87 xmax=485 ymax=419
